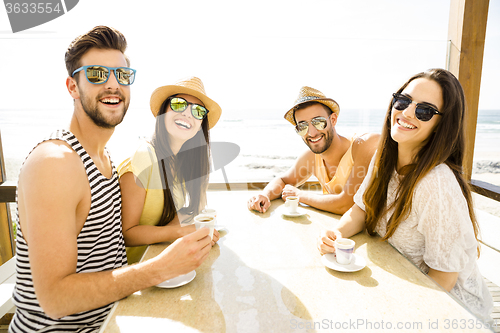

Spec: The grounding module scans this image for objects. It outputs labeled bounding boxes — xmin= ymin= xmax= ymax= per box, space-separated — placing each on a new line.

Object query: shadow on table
xmin=209 ymin=244 xmax=315 ymax=332
xmin=114 ymin=242 xmax=315 ymax=332
xmin=360 ymin=233 xmax=441 ymax=290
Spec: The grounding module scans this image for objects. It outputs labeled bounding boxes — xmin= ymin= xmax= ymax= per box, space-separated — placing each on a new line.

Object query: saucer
xmin=321 ymin=253 xmax=366 ymax=272
xmin=281 ymin=207 xmax=307 ymax=217
xmin=156 ymin=270 xmax=196 ymax=288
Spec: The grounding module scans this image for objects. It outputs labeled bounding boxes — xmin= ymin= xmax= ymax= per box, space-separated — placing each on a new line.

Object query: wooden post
xmin=0 ymin=131 xmax=14 ymax=266
xmin=447 ymin=0 xmax=490 ymax=180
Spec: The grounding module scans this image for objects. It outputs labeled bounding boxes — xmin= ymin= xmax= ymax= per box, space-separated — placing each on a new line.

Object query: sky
xmin=0 ymin=0 xmax=498 ymax=118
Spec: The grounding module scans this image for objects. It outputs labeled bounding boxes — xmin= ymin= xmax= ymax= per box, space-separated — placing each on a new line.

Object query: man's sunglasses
xmin=168 ymin=97 xmax=209 ymax=120
xmin=392 ymin=93 xmax=442 ymax=122
xmin=295 ymin=116 xmax=328 ymax=136
xmin=72 ymin=65 xmax=136 ymax=86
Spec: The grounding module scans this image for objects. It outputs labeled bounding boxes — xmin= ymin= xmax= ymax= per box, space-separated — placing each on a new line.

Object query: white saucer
xmin=156 ymin=270 xmax=196 ymax=288
xmin=281 ymin=207 xmax=307 ymax=217
xmin=321 ymin=253 xmax=366 ymax=272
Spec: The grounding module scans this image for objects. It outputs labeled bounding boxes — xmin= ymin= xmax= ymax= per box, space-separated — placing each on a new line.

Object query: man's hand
xmin=154 ymin=228 xmax=212 ymax=280
xmin=247 ymin=194 xmax=271 ymax=213
xmin=281 ymin=184 xmax=301 ymax=201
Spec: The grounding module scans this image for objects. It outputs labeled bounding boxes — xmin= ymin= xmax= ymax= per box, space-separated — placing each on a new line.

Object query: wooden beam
xmin=0 ymin=131 xmax=14 ymax=265
xmin=471 ymin=179 xmax=500 ymax=202
xmin=447 ymin=0 xmax=490 ymax=180
xmin=0 ymin=182 xmax=16 ymax=204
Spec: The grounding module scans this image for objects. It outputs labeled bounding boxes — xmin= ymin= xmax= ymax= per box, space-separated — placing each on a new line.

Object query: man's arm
xmin=18 ymin=141 xmax=211 ymax=319
xmin=298 ymin=133 xmax=379 ymax=214
xmin=247 ymin=150 xmax=315 ymax=212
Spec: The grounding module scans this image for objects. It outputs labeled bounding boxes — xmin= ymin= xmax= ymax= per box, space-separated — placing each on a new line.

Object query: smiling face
xmin=294 ymin=103 xmax=336 ymax=154
xmin=72 ymin=48 xmax=130 ymax=129
xmin=390 ymin=78 xmax=443 ymax=156
xmin=164 ymin=93 xmax=204 ymax=146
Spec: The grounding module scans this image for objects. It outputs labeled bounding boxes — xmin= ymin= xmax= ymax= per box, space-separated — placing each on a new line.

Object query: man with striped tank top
xmin=10 ymin=26 xmax=212 ymax=333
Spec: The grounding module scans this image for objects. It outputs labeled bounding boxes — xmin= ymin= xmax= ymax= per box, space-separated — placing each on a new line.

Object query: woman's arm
xmin=317 ymin=204 xmax=366 ymax=254
xmin=120 ymin=172 xmax=194 ymax=246
xmin=428 ymin=268 xmax=459 ymax=292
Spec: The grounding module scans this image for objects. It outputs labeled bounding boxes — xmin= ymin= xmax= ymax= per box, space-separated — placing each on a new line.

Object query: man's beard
xmin=80 ymin=90 xmax=128 ymax=129
xmin=305 ymin=130 xmax=333 ymax=154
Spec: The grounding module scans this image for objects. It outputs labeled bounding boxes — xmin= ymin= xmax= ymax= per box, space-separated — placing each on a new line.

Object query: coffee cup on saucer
xmin=285 ymin=196 xmax=299 ymax=214
xmin=334 ymin=238 xmax=355 ymax=265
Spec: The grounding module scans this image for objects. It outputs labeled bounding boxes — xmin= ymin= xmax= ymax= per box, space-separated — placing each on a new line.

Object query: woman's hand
xmin=317 ymin=229 xmax=342 ymax=255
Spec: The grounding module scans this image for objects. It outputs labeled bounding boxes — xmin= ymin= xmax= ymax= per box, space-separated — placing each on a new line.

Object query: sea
xmin=1 ymin=108 xmax=499 ymax=184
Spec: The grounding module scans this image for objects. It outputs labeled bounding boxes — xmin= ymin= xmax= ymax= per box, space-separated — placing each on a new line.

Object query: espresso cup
xmin=194 ymin=214 xmax=216 ymax=240
xmin=334 ymin=238 xmax=355 ymax=265
xmin=285 ymin=196 xmax=299 ymax=214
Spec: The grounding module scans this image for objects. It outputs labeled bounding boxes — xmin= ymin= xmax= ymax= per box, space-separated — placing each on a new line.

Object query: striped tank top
xmin=10 ymin=129 xmax=127 ymax=333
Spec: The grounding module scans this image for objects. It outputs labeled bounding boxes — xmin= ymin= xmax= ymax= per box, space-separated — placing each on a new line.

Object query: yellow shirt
xmin=314 ymin=135 xmax=356 ymax=194
xmin=118 ymin=141 xmax=185 ymax=263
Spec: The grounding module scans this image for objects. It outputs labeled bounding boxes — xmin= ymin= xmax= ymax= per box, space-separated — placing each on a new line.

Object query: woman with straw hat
xmin=118 ymin=77 xmax=221 ymax=264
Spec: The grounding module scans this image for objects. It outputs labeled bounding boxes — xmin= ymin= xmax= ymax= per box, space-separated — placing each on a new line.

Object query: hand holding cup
xmin=317 ymin=229 xmax=338 ymax=255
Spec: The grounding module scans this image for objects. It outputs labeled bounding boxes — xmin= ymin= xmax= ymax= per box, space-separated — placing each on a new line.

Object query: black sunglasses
xmin=168 ymin=96 xmax=209 ymax=120
xmin=392 ymin=93 xmax=442 ymax=122
xmin=295 ymin=116 xmax=328 ymax=136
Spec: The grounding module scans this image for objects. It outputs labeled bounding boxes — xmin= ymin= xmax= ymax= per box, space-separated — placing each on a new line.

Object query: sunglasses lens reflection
xmin=311 ymin=118 xmax=327 ymax=130
xmin=115 ymin=68 xmax=135 ymax=85
xmin=192 ymin=105 xmax=208 ymax=120
xmin=415 ymin=107 xmax=435 ymax=121
xmin=393 ymin=96 xmax=410 ymax=111
xmin=170 ymin=98 xmax=188 ymax=112
xmin=85 ymin=66 xmax=109 ymax=84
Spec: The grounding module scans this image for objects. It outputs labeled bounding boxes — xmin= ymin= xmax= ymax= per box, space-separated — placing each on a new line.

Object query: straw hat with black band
xmin=284 ymin=86 xmax=340 ymax=126
xmin=150 ymin=76 xmax=222 ymax=129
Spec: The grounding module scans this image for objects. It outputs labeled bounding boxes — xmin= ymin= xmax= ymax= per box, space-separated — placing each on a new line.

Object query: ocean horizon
xmin=1 ymin=108 xmax=500 ymax=184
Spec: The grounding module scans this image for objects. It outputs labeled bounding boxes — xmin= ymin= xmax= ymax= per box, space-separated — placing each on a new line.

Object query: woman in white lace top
xmin=317 ymin=68 xmax=493 ymax=323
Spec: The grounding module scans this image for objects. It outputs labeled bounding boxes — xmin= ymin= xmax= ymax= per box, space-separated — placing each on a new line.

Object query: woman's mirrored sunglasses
xmin=392 ymin=93 xmax=442 ymax=122
xmin=72 ymin=65 xmax=136 ymax=86
xmin=168 ymin=97 xmax=209 ymax=120
xmin=295 ymin=116 xmax=328 ymax=136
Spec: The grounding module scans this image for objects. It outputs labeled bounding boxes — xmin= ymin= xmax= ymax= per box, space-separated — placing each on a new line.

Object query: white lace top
xmin=354 ymin=159 xmax=493 ymax=322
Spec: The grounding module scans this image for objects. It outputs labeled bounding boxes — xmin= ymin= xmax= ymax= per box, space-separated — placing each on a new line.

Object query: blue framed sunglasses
xmin=72 ymin=65 xmax=136 ymax=86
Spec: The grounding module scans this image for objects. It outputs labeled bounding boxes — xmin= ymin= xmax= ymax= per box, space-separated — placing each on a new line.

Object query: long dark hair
xmin=150 ymin=97 xmax=210 ymax=226
xmin=363 ymin=68 xmax=480 ymax=253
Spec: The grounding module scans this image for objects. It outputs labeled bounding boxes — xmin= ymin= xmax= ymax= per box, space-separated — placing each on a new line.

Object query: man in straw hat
xmin=247 ymin=86 xmax=379 ymax=214
xmin=10 ymin=26 xmax=212 ymax=332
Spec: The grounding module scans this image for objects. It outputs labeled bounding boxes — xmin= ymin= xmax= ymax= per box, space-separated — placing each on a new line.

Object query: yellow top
xmin=314 ymin=135 xmax=356 ymax=195
xmin=118 ymin=141 xmax=185 ymax=263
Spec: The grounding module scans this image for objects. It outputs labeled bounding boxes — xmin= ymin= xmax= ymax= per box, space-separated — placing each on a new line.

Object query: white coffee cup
xmin=285 ymin=196 xmax=299 ymax=214
xmin=194 ymin=214 xmax=216 ymax=240
xmin=334 ymin=238 xmax=355 ymax=265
